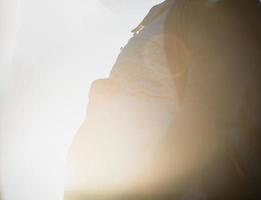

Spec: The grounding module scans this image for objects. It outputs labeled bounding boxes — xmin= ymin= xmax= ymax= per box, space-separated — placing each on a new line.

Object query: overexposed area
xmin=0 ymin=1 xmax=163 ymax=200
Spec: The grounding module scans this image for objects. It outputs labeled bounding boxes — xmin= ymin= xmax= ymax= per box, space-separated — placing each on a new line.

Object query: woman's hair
xmin=166 ymin=0 xmax=261 ymax=48
xmin=165 ymin=0 xmax=261 ymax=101
xmin=164 ymin=1 xmax=261 ymax=198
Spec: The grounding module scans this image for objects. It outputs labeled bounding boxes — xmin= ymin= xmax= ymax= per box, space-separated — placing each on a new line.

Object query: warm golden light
xmin=65 ymin=81 xmax=178 ymax=197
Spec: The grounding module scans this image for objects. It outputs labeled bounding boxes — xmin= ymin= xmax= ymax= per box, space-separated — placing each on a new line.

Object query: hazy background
xmin=0 ymin=0 xmax=163 ymax=200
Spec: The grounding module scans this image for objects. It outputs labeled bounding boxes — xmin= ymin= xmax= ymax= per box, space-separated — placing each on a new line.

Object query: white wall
xmin=0 ymin=0 xmax=163 ymax=199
